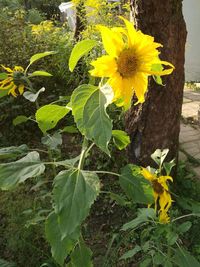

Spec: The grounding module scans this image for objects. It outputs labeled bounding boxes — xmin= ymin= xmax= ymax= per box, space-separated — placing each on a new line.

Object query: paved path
xmin=180 ymin=89 xmax=200 ymax=178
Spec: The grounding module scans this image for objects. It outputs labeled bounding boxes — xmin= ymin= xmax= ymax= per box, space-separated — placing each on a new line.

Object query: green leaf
xmin=36 ymin=104 xmax=71 ymax=133
xmin=13 ymin=115 xmax=29 ymax=126
xmin=0 ymin=151 xmax=45 ymax=190
xmin=29 ymin=71 xmax=52 ymax=77
xmin=45 ymin=212 xmax=79 ymax=266
xmin=176 ymin=197 xmax=200 ymax=213
xmin=61 ymin=125 xmax=78 ymax=134
xmin=23 ymin=87 xmax=45 ymax=102
xmin=71 ymin=84 xmax=112 ymax=154
xmin=0 ymin=73 xmax=8 ymax=80
xmin=83 ymin=88 xmax=112 ymax=155
xmin=151 ymin=149 xmax=169 ymax=167
xmin=139 ymin=257 xmax=152 ymax=267
xmin=41 ymin=132 xmax=62 ymax=150
xmin=173 ymin=248 xmax=200 ymax=267
xmin=0 ymin=258 xmax=16 ymax=267
xmin=53 ymin=169 xmax=100 ymax=238
xmin=55 ymin=156 xmax=80 ymax=168
xmin=163 ymin=159 xmax=176 ymax=176
xmin=71 ymin=84 xmax=97 ymax=133
xmin=0 ymin=144 xmax=28 ymax=159
xmin=29 ymin=51 xmax=56 ymax=66
xmin=119 ymin=164 xmax=154 ymax=205
xmin=178 ymin=221 xmax=192 ymax=233
xmin=109 ymin=192 xmax=129 ymax=207
xmin=122 ymin=208 xmax=156 ymax=231
xmin=0 ymin=88 xmax=9 ymax=98
xmin=166 ymin=230 xmax=178 ymax=245
xmin=69 ymin=39 xmax=97 ymax=72
xmin=152 ymin=63 xmax=164 ymax=86
xmin=70 ymin=241 xmax=93 ymax=267
xmin=120 ymin=245 xmax=141 ymax=260
xmin=112 ymin=130 xmax=130 ymax=150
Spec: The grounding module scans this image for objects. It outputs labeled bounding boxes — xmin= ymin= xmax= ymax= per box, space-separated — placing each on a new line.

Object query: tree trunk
xmin=126 ymin=0 xmax=187 ymax=167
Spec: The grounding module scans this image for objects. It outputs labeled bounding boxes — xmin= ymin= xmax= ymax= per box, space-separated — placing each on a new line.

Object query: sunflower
xmin=90 ymin=17 xmax=174 ymax=109
xmin=0 ymin=65 xmax=25 ymax=97
xmin=141 ymin=168 xmax=173 ymax=224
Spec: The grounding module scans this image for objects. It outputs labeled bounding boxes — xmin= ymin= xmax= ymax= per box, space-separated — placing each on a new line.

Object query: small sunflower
xmin=90 ymin=17 xmax=174 ymax=109
xmin=141 ymin=168 xmax=173 ymax=224
xmin=0 ymin=65 xmax=25 ymax=97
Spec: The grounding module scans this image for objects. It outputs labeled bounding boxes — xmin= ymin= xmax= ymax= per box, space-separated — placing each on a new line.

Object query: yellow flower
xmin=31 ymin=21 xmax=54 ymax=35
xmin=141 ymin=168 xmax=173 ymax=224
xmin=0 ymin=65 xmax=25 ymax=97
xmin=90 ymin=17 xmax=174 ymax=109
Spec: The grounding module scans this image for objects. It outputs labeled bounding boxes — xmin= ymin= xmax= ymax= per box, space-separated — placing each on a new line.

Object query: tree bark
xmin=126 ymin=0 xmax=187 ymax=167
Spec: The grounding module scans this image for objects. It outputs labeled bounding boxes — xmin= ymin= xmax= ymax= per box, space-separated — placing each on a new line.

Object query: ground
xmin=180 ymin=88 xmax=200 ymax=178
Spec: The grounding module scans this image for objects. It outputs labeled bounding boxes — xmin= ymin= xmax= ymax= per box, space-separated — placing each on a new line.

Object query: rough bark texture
xmin=126 ymin=0 xmax=187 ymax=166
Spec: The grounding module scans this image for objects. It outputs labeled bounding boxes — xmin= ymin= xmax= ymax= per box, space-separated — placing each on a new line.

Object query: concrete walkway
xmin=180 ymin=89 xmax=200 ymax=178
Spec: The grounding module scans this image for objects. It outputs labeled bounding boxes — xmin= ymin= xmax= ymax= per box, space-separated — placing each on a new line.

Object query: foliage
xmin=0 ymin=8 xmax=200 ymax=267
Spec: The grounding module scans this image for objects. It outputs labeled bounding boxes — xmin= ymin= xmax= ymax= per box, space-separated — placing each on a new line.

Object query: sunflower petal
xmin=97 ymin=25 xmax=124 ymax=57
xmin=14 ymin=66 xmax=24 ymax=72
xmin=90 ymin=55 xmax=117 ymax=77
xmin=1 ymin=65 xmax=13 ymax=73
xmin=18 ymin=84 xmax=25 ymax=95
xmin=132 ymin=73 xmax=148 ymax=104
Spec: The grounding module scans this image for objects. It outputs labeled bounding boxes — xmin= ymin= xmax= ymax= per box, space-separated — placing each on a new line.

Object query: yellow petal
xmin=1 ymin=65 xmax=13 ymax=73
xmin=14 ymin=66 xmax=24 ymax=72
xmin=108 ymin=72 xmax=123 ymax=101
xmin=121 ymin=77 xmax=134 ymax=109
xmin=8 ymin=84 xmax=17 ymax=97
xmin=18 ymin=84 xmax=24 ymax=95
xmin=97 ymin=25 xmax=124 ymax=57
xmin=141 ymin=168 xmax=155 ymax=182
xmin=132 ymin=73 xmax=148 ymax=104
xmin=159 ymin=210 xmax=170 ymax=224
xmin=147 ymin=61 xmax=175 ymax=76
xmin=159 ymin=191 xmax=172 ymax=212
xmin=90 ymin=55 xmax=117 ymax=77
xmin=119 ymin=16 xmax=137 ymax=47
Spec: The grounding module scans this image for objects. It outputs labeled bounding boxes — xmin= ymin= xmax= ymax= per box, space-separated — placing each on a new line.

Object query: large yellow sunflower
xmin=90 ymin=17 xmax=174 ymax=109
xmin=141 ymin=168 xmax=173 ymax=224
xmin=0 ymin=65 xmax=25 ymax=97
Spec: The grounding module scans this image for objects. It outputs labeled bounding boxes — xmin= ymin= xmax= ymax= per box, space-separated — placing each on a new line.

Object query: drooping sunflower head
xmin=0 ymin=65 xmax=25 ymax=97
xmin=141 ymin=168 xmax=173 ymax=224
xmin=90 ymin=17 xmax=174 ymax=109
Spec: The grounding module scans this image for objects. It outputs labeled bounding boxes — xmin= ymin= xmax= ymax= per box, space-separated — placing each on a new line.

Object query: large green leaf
xmin=0 ymin=151 xmax=45 ymax=190
xmin=0 ymin=144 xmax=28 ymax=159
xmin=122 ymin=208 xmax=156 ymax=231
xmin=71 ymin=84 xmax=97 ymax=133
xmin=53 ymin=169 xmax=100 ymax=238
xmin=112 ymin=130 xmax=130 ymax=150
xmin=69 ymin=241 xmax=93 ymax=267
xmin=119 ymin=164 xmax=154 ymax=205
xmin=29 ymin=51 xmax=56 ymax=66
xmin=173 ymin=248 xmax=200 ymax=267
xmin=45 ymin=212 xmax=79 ymax=266
xmin=36 ymin=104 xmax=71 ymax=133
xmin=69 ymin=39 xmax=97 ymax=72
xmin=83 ymin=89 xmax=112 ymax=155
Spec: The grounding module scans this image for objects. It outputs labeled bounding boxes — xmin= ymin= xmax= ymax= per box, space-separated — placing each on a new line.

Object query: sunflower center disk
xmin=117 ymin=49 xmax=138 ymax=78
xmin=152 ymin=180 xmax=164 ymax=194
